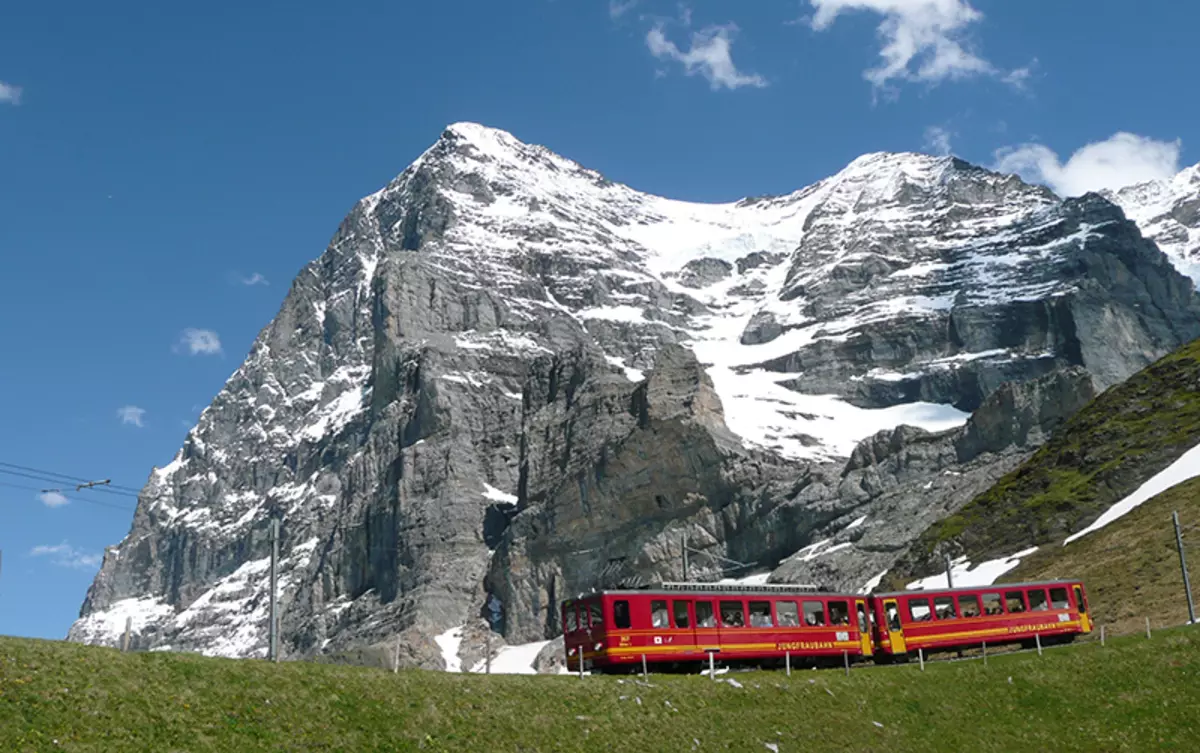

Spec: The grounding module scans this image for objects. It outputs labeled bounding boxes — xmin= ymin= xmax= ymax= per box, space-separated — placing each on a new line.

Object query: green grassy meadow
xmin=3 ymin=626 xmax=1200 ymax=752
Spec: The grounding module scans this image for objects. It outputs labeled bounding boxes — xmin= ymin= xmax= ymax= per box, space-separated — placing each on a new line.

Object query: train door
xmin=855 ymin=599 xmax=873 ymax=656
xmin=882 ymin=598 xmax=907 ymax=654
xmin=1073 ymin=584 xmax=1091 ymax=632
xmin=694 ymin=599 xmax=719 ymax=652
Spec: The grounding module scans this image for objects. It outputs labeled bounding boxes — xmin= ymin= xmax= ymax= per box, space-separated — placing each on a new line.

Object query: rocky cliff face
xmin=68 ymin=123 xmax=1200 ymax=668
xmin=1104 ymin=163 xmax=1200 ymax=286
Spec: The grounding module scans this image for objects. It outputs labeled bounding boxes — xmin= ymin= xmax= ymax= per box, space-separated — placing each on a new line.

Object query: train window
xmin=957 ymin=595 xmax=981 ymax=618
xmin=613 ymin=600 xmax=631 ymax=629
xmin=590 ymin=603 xmax=603 ymax=627
xmin=934 ymin=596 xmax=957 ymax=620
xmin=908 ymin=598 xmax=932 ymax=622
xmin=673 ymin=600 xmax=691 ymax=629
xmin=1049 ymin=587 xmax=1070 ymax=609
xmin=566 ymin=606 xmax=578 ymax=633
xmin=720 ymin=601 xmax=746 ymax=627
xmin=856 ymin=603 xmax=868 ymax=632
xmin=749 ymin=601 xmax=774 ymax=627
xmin=802 ymin=601 xmax=826 ymax=626
xmin=1028 ymin=589 xmax=1049 ymax=611
xmin=696 ymin=601 xmax=717 ymax=628
xmin=885 ymin=602 xmax=901 ymax=632
xmin=828 ymin=600 xmax=851 ymax=626
xmin=776 ymin=601 xmax=800 ymax=627
xmin=651 ymin=600 xmax=670 ymax=628
xmin=1005 ymin=591 xmax=1026 ymax=613
xmin=1073 ymin=586 xmax=1087 ymax=613
xmin=982 ymin=593 xmax=1003 ymax=615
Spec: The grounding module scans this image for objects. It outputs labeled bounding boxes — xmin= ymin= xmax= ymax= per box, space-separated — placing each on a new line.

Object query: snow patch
xmin=483 ymin=483 xmax=518 ymax=505
xmin=68 ymin=596 xmax=175 ymax=646
xmin=470 ymin=639 xmax=552 ymax=674
xmin=435 ymin=626 xmax=465 ymax=672
xmin=906 ymin=547 xmax=1039 ymax=590
xmin=1064 ymin=443 xmax=1200 ymax=545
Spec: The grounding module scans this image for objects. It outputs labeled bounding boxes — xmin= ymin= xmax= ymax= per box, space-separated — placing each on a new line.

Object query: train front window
xmin=589 ymin=603 xmax=603 ymax=628
xmin=1073 ymin=586 xmax=1087 ymax=613
xmin=613 ymin=600 xmax=631 ymax=629
xmin=651 ymin=600 xmax=669 ymax=628
xmin=934 ymin=596 xmax=957 ymax=620
xmin=696 ymin=600 xmax=717 ymax=628
xmin=983 ymin=592 xmax=1003 ymax=615
xmin=957 ymin=595 xmax=981 ymax=618
xmin=908 ymin=598 xmax=932 ymax=622
xmin=565 ymin=606 xmax=578 ymax=633
xmin=802 ymin=600 xmax=826 ymax=626
xmin=1049 ymin=587 xmax=1070 ymax=609
xmin=776 ymin=601 xmax=800 ymax=627
xmin=828 ymin=600 xmax=850 ymax=626
xmin=673 ymin=600 xmax=691 ymax=628
xmin=720 ymin=601 xmax=745 ymax=627
xmin=749 ymin=601 xmax=773 ymax=627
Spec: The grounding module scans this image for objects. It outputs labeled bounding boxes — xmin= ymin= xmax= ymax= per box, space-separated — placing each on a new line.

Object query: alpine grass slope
xmin=69 ymin=124 xmax=1200 ymax=668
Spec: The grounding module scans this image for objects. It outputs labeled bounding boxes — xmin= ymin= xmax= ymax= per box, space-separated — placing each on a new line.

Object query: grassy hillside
xmin=4 ymin=629 xmax=1200 ymax=752
xmin=898 ymin=336 xmax=1200 ymax=579
xmin=1007 ymin=475 xmax=1200 ymax=636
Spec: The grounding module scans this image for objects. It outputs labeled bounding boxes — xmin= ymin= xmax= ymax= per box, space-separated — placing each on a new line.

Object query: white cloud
xmin=647 ymin=24 xmax=767 ymax=90
xmin=38 ymin=491 xmax=70 ymax=508
xmin=117 ymin=405 xmax=146 ymax=428
xmin=239 ymin=272 xmax=269 ymax=286
xmin=609 ymin=0 xmax=638 ymax=18
xmin=0 ymin=81 xmax=21 ymax=105
xmin=176 ymin=328 xmax=223 ymax=356
xmin=30 ymin=542 xmax=103 ymax=571
xmin=808 ymin=0 xmax=1024 ymax=90
xmin=924 ymin=125 xmax=954 ymax=156
xmin=993 ymin=132 xmax=1183 ymax=197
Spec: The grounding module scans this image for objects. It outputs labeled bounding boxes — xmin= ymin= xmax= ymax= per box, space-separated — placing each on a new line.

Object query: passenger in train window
xmin=957 ymin=595 xmax=981 ymax=618
xmin=982 ymin=593 xmax=1003 ymax=615
xmin=749 ymin=601 xmax=774 ymax=627
xmin=803 ymin=601 xmax=826 ymax=626
xmin=651 ymin=600 xmax=670 ymax=628
xmin=696 ymin=601 xmax=717 ymax=628
xmin=828 ymin=600 xmax=851 ymax=625
xmin=777 ymin=601 xmax=801 ymax=627
xmin=1005 ymin=592 xmax=1026 ymax=613
xmin=934 ymin=596 xmax=957 ymax=620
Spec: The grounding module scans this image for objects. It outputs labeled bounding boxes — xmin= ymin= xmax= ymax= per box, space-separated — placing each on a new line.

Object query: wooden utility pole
xmin=1174 ymin=511 xmax=1196 ymax=624
xmin=682 ymin=534 xmax=689 ymax=581
xmin=944 ymin=555 xmax=955 ymax=589
xmin=269 ymin=516 xmax=280 ymax=662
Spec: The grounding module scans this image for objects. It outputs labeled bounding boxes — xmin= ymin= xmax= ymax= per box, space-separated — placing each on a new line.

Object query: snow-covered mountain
xmin=1104 ymin=163 xmax=1200 ymax=286
xmin=68 ymin=123 xmax=1200 ymax=667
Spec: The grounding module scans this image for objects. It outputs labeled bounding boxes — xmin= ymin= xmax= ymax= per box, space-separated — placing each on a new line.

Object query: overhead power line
xmin=0 ymin=461 xmax=144 ymax=495
xmin=0 ymin=480 xmax=138 ymax=512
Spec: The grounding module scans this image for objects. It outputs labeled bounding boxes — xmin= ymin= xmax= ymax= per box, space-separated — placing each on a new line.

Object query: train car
xmin=869 ymin=579 xmax=1091 ymax=660
xmin=561 ymin=582 xmax=874 ymax=673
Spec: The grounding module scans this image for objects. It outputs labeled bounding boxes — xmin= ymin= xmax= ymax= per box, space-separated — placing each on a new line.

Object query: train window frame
xmin=908 ymin=597 xmax=933 ymax=622
xmin=982 ymin=592 xmax=1003 ymax=615
xmin=934 ymin=596 xmax=957 ymax=620
xmin=1049 ymin=587 xmax=1070 ymax=610
xmin=885 ymin=602 xmax=901 ymax=632
xmin=776 ymin=601 xmax=800 ymax=627
xmin=719 ymin=600 xmax=746 ymax=628
xmin=1028 ymin=589 xmax=1049 ymax=611
xmin=828 ymin=600 xmax=851 ymax=626
xmin=613 ymin=600 xmax=631 ymax=629
xmin=696 ymin=600 xmax=717 ymax=628
xmin=673 ymin=600 xmax=691 ymax=629
xmin=1073 ymin=586 xmax=1088 ymax=613
xmin=749 ymin=601 xmax=774 ymax=628
xmin=651 ymin=600 xmax=670 ymax=628
xmin=1005 ymin=591 xmax=1026 ymax=613
xmin=957 ymin=594 xmax=981 ymax=618
xmin=566 ymin=606 xmax=578 ymax=633
xmin=802 ymin=600 xmax=827 ymax=627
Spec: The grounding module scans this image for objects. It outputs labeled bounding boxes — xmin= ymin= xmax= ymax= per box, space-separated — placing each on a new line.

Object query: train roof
xmin=567 ymin=581 xmax=860 ymax=599
xmin=871 ymin=578 xmax=1084 ymax=599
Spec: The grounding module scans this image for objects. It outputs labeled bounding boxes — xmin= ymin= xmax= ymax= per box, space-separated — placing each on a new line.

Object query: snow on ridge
xmin=69 ymin=596 xmax=175 ymax=646
xmin=482 ymin=483 xmax=518 ymax=505
xmin=1064 ymin=443 xmax=1200 ymax=545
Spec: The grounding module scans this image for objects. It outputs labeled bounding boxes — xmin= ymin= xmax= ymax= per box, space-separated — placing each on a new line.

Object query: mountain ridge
xmin=67 ymin=122 xmax=1200 ymax=667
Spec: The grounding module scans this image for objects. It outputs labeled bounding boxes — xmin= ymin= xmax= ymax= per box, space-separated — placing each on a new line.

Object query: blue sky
xmin=1 ymin=0 xmax=1195 ymax=639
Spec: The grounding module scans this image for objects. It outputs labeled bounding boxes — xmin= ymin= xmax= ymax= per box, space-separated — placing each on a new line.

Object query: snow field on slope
xmin=468 ymin=639 xmax=556 ymax=674
xmin=1064 ymin=443 xmax=1200 ymax=545
xmin=435 ymin=626 xmax=464 ymax=672
xmin=905 ymin=547 xmax=1040 ymax=591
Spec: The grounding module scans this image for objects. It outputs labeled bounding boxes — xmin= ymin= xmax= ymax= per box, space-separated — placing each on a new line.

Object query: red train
xmin=560 ymin=579 xmax=1091 ymax=672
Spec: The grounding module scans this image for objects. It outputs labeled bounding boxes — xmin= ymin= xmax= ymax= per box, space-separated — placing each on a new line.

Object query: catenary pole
xmin=269 ymin=516 xmax=280 ymax=662
xmin=1174 ymin=511 xmax=1197 ymax=624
